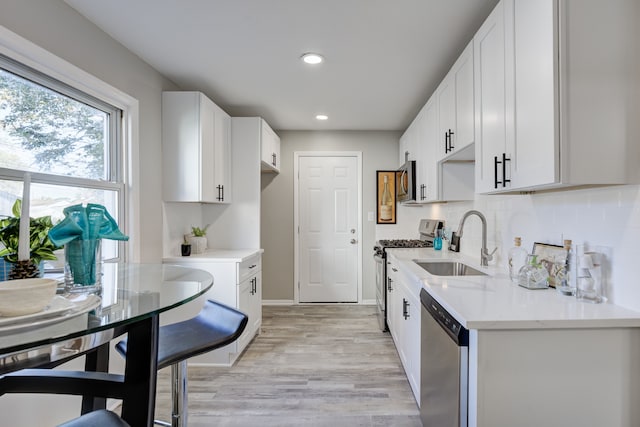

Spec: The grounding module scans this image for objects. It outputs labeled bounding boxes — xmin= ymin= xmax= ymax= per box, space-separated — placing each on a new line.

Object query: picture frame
xmin=532 ymin=242 xmax=567 ymax=288
xmin=376 ymin=170 xmax=396 ymax=224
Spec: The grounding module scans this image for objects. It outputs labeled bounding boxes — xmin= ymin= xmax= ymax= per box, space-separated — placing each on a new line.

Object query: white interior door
xmin=297 ymin=155 xmax=359 ymax=302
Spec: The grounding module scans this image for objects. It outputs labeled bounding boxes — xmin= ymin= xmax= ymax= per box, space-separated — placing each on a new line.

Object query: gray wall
xmin=261 ymin=130 xmax=400 ymax=302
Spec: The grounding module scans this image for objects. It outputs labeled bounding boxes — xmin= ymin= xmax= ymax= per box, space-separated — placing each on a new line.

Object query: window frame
xmin=0 ymin=26 xmax=136 ymax=262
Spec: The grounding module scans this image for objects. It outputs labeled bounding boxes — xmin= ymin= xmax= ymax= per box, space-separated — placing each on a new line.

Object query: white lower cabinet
xmin=401 ymin=284 xmax=420 ymax=402
xmin=387 ymin=257 xmax=421 ymax=405
xmin=236 ymin=257 xmax=262 ymax=353
xmin=163 ymin=252 xmax=262 ymax=365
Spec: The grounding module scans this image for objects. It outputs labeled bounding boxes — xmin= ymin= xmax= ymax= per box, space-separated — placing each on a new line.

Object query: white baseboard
xmin=262 ymin=299 xmax=377 ymax=306
xmin=262 ymin=299 xmax=295 ymax=305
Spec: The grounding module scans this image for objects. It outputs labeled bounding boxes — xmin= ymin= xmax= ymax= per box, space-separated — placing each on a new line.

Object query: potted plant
xmin=181 ymin=235 xmax=191 ymax=257
xmin=187 ymin=224 xmax=209 ymax=254
xmin=0 ymin=199 xmax=60 ymax=280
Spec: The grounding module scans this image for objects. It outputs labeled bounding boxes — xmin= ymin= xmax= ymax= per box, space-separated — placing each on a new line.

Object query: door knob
xmin=350 ymin=239 xmax=357 ymax=244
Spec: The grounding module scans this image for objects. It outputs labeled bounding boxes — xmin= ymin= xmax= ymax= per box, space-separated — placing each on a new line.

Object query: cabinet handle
xmin=272 ymin=153 xmax=277 ymax=167
xmin=391 ymin=267 xmax=398 ymax=272
xmin=248 ymin=264 xmax=257 ymax=269
xmin=216 ymin=184 xmax=224 ymax=201
xmin=403 ymin=298 xmax=410 ymax=319
xmin=494 ymin=153 xmax=511 ymax=189
xmin=445 ymin=129 xmax=455 ymax=153
xmin=445 ymin=131 xmax=449 ymax=153
xmin=387 ymin=277 xmax=393 ymax=292
xmin=250 ymin=277 xmax=257 ymax=295
xmin=420 ymin=184 xmax=426 ymax=201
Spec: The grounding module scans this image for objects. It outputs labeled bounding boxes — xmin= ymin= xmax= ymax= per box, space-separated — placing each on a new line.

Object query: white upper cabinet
xmin=416 ymin=99 xmax=438 ymax=202
xmin=260 ymin=120 xmax=280 ymax=173
xmin=212 ymin=103 xmax=232 ymax=202
xmin=475 ymin=0 xmax=640 ymax=194
xmin=399 ymin=120 xmax=418 ymax=167
xmin=474 ymin=1 xmax=510 ymax=194
xmin=400 ymin=37 xmax=475 ymax=203
xmin=162 ymin=91 xmax=232 ymax=203
xmin=436 ymin=41 xmax=475 ymax=160
xmin=402 ymin=95 xmax=474 ymax=204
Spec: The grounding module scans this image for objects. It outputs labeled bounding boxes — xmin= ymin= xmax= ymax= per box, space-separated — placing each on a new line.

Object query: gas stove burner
xmin=377 ymin=239 xmax=433 ymax=249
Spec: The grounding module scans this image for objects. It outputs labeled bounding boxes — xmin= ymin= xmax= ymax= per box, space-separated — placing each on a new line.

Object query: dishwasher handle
xmin=420 ymin=289 xmax=468 ymax=346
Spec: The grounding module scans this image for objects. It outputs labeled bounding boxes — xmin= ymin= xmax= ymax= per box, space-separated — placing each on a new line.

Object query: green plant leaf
xmin=11 ymin=199 xmax=21 ymax=218
xmin=0 ymin=200 xmax=60 ymax=265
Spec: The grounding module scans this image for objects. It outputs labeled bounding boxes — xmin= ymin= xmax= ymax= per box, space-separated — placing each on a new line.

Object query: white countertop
xmin=387 ymin=247 xmax=640 ymax=330
xmin=163 ymin=248 xmax=263 ymax=264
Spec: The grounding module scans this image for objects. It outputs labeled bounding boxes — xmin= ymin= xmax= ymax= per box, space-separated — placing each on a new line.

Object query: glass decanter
xmin=517 ymin=254 xmax=549 ymax=289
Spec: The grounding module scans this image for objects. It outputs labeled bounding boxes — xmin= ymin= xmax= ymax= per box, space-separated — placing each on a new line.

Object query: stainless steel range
xmin=374 ymin=219 xmax=444 ymax=331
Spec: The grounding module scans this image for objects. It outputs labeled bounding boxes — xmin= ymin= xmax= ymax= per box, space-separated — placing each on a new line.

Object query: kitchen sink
xmin=413 ymin=260 xmax=487 ymax=277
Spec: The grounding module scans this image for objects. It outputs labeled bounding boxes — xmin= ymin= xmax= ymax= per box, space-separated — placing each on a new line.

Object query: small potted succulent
xmin=181 ymin=235 xmax=191 ymax=257
xmin=187 ymin=224 xmax=209 ymax=254
xmin=0 ymin=199 xmax=60 ymax=280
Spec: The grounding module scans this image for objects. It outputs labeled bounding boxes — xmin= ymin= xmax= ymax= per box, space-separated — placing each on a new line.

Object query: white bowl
xmin=0 ymin=278 xmax=58 ymax=317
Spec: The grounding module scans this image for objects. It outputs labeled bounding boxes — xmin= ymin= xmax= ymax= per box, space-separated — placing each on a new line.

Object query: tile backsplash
xmin=381 ymin=185 xmax=640 ymax=312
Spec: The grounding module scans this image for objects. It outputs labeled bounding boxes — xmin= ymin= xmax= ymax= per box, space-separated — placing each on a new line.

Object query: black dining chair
xmin=57 ymin=409 xmax=130 ymax=427
xmin=115 ymin=299 xmax=248 ymax=427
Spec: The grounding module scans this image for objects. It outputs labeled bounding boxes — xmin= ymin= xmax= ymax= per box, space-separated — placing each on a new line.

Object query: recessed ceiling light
xmin=301 ymin=53 xmax=324 ymax=65
xmin=316 ymin=114 xmax=329 ymax=121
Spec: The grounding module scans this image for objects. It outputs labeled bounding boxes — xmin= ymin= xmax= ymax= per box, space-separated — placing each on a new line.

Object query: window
xmin=0 ymin=54 xmax=125 ymax=263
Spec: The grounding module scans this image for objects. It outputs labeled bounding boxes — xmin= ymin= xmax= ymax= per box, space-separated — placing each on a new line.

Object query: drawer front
xmin=238 ymin=254 xmax=261 ymax=284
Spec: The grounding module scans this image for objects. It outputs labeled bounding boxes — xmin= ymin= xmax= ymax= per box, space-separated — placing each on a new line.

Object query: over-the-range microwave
xmin=396 ymin=160 xmax=416 ymax=203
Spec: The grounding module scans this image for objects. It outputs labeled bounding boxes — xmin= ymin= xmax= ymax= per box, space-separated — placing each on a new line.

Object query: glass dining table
xmin=0 ymin=263 xmax=213 ymax=427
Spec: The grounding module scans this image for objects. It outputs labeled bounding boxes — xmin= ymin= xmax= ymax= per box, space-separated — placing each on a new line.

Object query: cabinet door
xmin=403 ymin=284 xmax=421 ymax=403
xmin=162 ymin=91 xmax=232 ymax=203
xmin=260 ymin=120 xmax=280 ymax=173
xmin=399 ymin=117 xmax=419 ymax=168
xmin=213 ymin=105 xmax=232 ymax=203
xmin=386 ymin=261 xmax=399 ymax=340
xmin=511 ymin=0 xmax=557 ymax=189
xmin=474 ymin=1 xmax=511 ymax=193
xmin=437 ymin=41 xmax=474 ymax=160
xmin=420 ymin=98 xmax=439 ymax=203
xmin=271 ymin=131 xmax=280 ymax=172
xmin=437 ymin=75 xmax=455 ymax=159
xmin=251 ymin=272 xmax=262 ymax=333
xmin=412 ymin=108 xmax=427 ymax=203
xmin=238 ymin=271 xmax=262 ymax=350
xmin=399 ymin=132 xmax=409 ymax=167
xmin=162 ymin=92 xmax=217 ymax=202
xmin=236 ymin=275 xmax=254 ymax=352
xmin=453 ymin=42 xmax=475 ymax=156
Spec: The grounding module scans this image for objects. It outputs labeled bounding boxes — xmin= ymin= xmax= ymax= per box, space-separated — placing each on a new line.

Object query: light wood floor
xmin=154 ymin=305 xmax=421 ymax=426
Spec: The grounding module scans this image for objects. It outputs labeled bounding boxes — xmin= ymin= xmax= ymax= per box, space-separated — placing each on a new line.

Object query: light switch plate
xmin=367 ymin=211 xmax=374 ymax=221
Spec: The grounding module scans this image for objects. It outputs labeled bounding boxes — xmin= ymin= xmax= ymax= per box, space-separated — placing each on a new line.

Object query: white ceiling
xmin=65 ymin=0 xmax=498 ymax=131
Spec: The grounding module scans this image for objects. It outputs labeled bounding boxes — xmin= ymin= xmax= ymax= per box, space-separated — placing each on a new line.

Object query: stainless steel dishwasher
xmin=420 ymin=288 xmax=469 ymax=427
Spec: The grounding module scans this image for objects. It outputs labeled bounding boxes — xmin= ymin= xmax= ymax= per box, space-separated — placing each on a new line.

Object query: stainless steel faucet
xmin=451 ymin=210 xmax=497 ymax=266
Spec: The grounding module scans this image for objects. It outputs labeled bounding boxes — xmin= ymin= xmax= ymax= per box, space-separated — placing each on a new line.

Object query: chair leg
xmin=171 ymin=360 xmax=188 ymax=427
xmin=153 ymin=360 xmax=188 ymax=427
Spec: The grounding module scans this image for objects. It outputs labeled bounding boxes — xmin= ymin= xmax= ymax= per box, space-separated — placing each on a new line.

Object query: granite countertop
xmin=387 ymin=247 xmax=640 ymax=330
xmin=163 ymin=248 xmax=263 ymax=264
